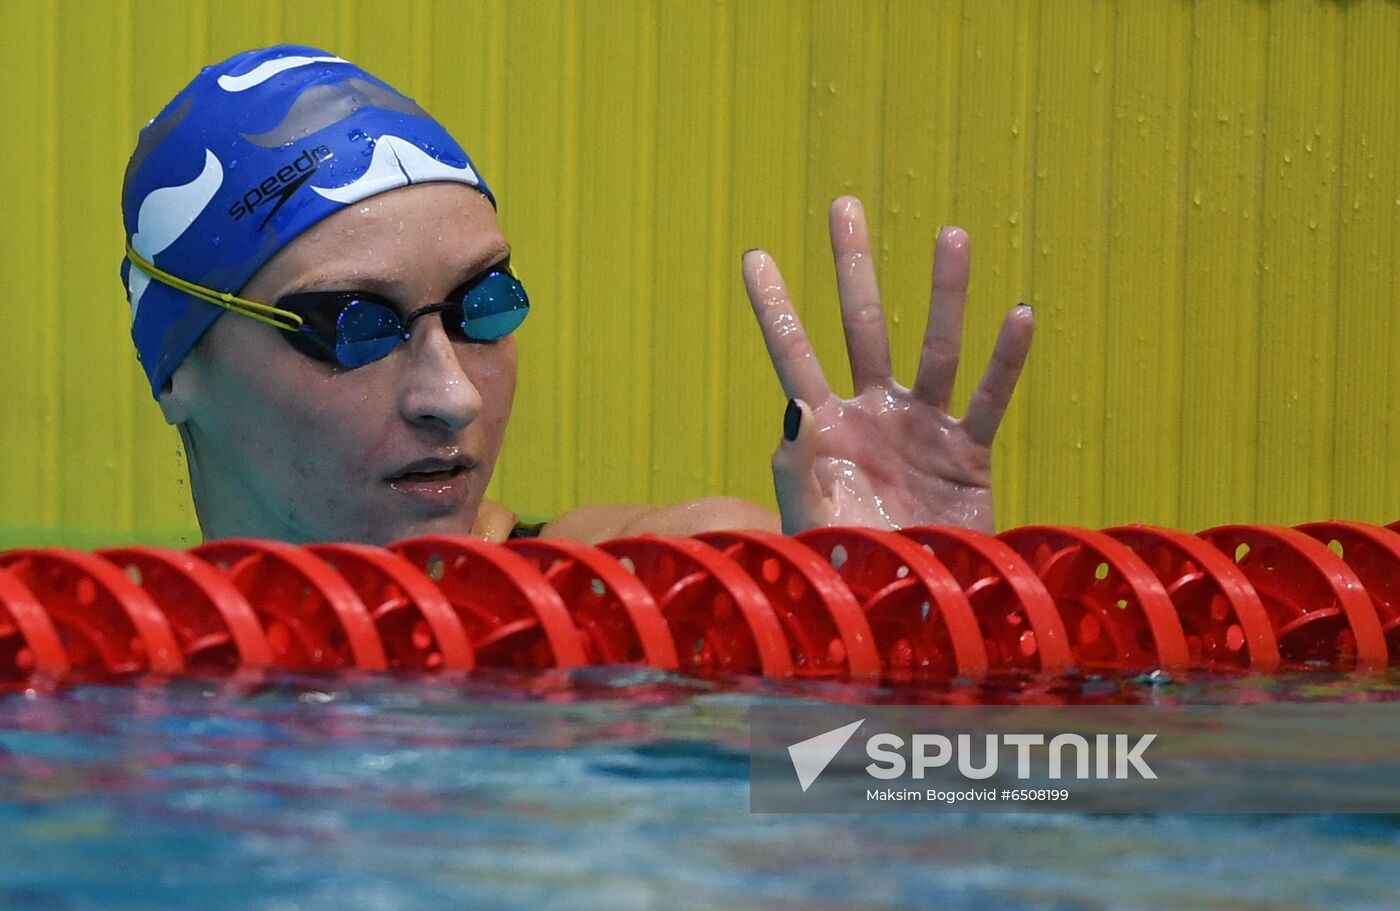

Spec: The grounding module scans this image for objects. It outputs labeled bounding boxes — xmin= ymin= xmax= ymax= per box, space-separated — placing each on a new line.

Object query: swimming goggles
xmin=125 ymin=242 xmax=529 ymax=369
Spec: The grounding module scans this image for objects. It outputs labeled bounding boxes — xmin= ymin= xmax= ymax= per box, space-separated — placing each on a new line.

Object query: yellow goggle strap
xmin=124 ymin=242 xmax=305 ymax=332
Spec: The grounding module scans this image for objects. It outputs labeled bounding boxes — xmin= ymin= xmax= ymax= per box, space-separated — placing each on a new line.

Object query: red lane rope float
xmin=795 ymin=527 xmax=987 ymax=681
xmin=506 ymin=538 xmax=677 ymax=670
xmin=897 ymin=526 xmax=1073 ymax=674
xmin=96 ymin=547 xmax=273 ymax=671
xmin=1294 ymin=521 xmax=1400 ymax=664
xmin=598 ymin=536 xmax=793 ymax=677
xmin=695 ymin=530 xmax=880 ymax=680
xmin=306 ymin=543 xmax=474 ymax=672
xmin=193 ymin=539 xmax=387 ymax=671
xmin=1197 ymin=525 xmax=1388 ymax=670
xmin=998 ymin=527 xmax=1189 ymax=672
xmin=391 ymin=536 xmax=586 ymax=669
xmin=0 ymin=566 xmax=68 ymax=679
xmin=1101 ymin=526 xmax=1279 ymax=672
xmin=0 ymin=549 xmax=183 ymax=675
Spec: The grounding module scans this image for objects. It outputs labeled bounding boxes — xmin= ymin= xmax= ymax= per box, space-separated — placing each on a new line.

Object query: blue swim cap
xmin=121 ymin=45 xmax=495 ymax=397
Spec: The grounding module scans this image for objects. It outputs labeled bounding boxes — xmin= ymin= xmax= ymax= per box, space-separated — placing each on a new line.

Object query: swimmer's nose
xmin=396 ymin=318 xmax=482 ymax=432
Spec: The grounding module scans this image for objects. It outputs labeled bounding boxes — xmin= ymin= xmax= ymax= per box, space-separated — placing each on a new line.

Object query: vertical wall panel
xmin=1102 ymin=1 xmax=1189 ymax=528
xmin=1178 ymin=0 xmax=1268 ymax=530
xmin=0 ymin=0 xmax=1395 ymax=545
xmin=648 ymin=1 xmax=728 ymax=504
xmin=572 ymin=2 xmax=654 ymax=507
xmin=1026 ymin=0 xmax=1115 ymax=527
xmin=54 ymin=0 xmax=134 ymax=534
xmin=1256 ymin=0 xmax=1344 ymax=525
xmin=0 ymin=1 xmax=60 ymax=539
xmin=1333 ymin=0 xmax=1399 ymax=522
xmin=1390 ymin=10 xmax=1400 ymax=524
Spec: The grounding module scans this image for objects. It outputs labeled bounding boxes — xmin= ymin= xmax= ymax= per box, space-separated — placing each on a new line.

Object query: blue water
xmin=2 ymin=669 xmax=1399 ymax=911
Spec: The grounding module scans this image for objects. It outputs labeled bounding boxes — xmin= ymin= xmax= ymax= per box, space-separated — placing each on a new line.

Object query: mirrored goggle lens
xmin=460 ymin=270 xmax=530 ymax=340
xmin=334 ymin=299 xmax=405 ymax=368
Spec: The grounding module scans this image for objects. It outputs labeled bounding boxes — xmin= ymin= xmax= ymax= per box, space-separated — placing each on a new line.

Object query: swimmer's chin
xmin=365 ymin=486 xmax=488 ymax=546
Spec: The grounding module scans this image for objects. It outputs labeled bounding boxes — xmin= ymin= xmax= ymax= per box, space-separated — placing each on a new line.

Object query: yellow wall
xmin=0 ymin=0 xmax=1395 ymax=546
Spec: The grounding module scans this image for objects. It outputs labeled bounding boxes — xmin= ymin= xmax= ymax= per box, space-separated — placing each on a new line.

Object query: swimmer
xmin=121 ymin=46 xmax=1034 ymax=546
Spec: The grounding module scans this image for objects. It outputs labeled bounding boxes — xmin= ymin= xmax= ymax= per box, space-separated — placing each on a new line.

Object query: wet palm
xmin=743 ymin=197 xmax=1034 ymax=535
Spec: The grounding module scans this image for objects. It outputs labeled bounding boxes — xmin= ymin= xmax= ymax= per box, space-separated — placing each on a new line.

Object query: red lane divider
xmin=796 ymin=528 xmax=987 ymax=681
xmin=599 ymin=536 xmax=793 ymax=677
xmin=0 ymin=549 xmax=183 ymax=675
xmin=392 ymin=536 xmax=586 ymax=669
xmin=0 ymin=519 xmax=1397 ymax=685
xmin=696 ymin=530 xmax=880 ymax=680
xmin=0 ymin=566 xmax=68 ymax=679
xmin=97 ymin=547 xmax=273 ymax=671
xmin=1294 ymin=522 xmax=1400 ymax=661
xmin=999 ymin=527 xmax=1189 ymax=672
xmin=307 ymin=543 xmax=475 ymax=672
xmin=1101 ymin=526 xmax=1279 ymax=672
xmin=506 ymin=538 xmax=677 ymax=669
xmin=1197 ymin=525 xmax=1388 ymax=670
xmin=898 ymin=526 xmax=1072 ymax=674
xmin=193 ymin=539 xmax=386 ymax=671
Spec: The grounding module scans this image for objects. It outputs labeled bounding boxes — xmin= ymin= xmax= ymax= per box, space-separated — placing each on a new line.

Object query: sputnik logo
xmin=787 ymin=719 xmax=864 ymax=792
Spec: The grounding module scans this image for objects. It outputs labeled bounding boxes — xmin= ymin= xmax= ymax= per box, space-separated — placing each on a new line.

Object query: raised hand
xmin=742 ymin=196 xmax=1034 ymax=535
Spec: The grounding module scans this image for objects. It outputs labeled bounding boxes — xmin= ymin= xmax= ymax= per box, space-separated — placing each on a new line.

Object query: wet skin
xmin=160 ymin=183 xmax=517 ymax=546
xmin=744 ymin=197 xmax=1035 ymax=535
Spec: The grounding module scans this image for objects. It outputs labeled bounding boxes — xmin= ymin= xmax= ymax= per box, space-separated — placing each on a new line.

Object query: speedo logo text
xmin=229 ymin=145 xmax=334 ymax=228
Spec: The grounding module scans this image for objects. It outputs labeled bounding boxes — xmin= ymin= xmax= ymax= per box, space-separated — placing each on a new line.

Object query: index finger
xmin=742 ymin=250 xmax=832 ymax=404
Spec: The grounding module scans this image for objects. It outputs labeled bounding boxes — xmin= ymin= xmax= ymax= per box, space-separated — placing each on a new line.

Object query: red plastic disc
xmin=1197 ymin=524 xmax=1387 ymax=670
xmin=97 ymin=547 xmax=273 ymax=671
xmin=795 ymin=527 xmax=987 ymax=681
xmin=599 ymin=536 xmax=793 ymax=677
xmin=0 ymin=565 xmax=68 ymax=680
xmin=998 ymin=526 xmax=1188 ymax=671
xmin=391 ymin=536 xmax=586 ymax=669
xmin=506 ymin=538 xmax=677 ymax=670
xmin=1294 ymin=521 xmax=1400 ymax=664
xmin=695 ymin=530 xmax=879 ymax=680
xmin=193 ymin=539 xmax=386 ymax=671
xmin=1102 ymin=525 xmax=1279 ymax=672
xmin=0 ymin=549 xmax=183 ymax=675
xmin=898 ymin=526 xmax=1073 ymax=673
xmin=308 ymin=543 xmax=475 ymax=672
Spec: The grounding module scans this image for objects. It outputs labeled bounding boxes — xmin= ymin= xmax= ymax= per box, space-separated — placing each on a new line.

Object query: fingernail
xmin=783 ymin=399 xmax=801 ymax=441
xmin=743 ymin=248 xmax=759 ymax=257
xmin=1017 ymin=302 xmax=1033 ymax=312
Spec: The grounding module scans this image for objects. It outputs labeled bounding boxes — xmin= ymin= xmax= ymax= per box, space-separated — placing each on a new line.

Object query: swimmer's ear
xmin=156 ymin=366 xmax=194 ymax=426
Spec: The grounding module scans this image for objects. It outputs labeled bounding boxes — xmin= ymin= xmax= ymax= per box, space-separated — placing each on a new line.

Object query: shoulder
xmin=471 ymin=499 xmax=521 ymax=542
xmin=538 ymin=496 xmax=780 ymax=544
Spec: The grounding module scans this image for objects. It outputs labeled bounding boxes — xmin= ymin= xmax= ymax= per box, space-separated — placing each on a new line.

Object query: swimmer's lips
xmin=383 ymin=457 xmax=477 ymax=510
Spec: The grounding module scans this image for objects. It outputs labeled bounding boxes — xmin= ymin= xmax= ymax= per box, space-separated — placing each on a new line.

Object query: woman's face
xmin=167 ymin=182 xmax=517 ymax=545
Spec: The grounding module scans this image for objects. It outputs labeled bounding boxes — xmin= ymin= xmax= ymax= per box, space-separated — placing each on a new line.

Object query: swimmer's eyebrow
xmin=278 ymin=243 xmax=513 ymax=301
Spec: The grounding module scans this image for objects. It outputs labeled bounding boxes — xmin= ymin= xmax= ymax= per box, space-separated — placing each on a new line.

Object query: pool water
xmin=2 ymin=669 xmax=1399 ymax=911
